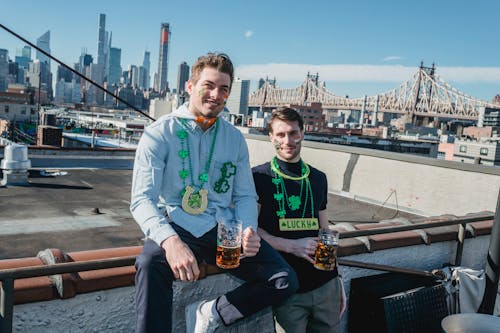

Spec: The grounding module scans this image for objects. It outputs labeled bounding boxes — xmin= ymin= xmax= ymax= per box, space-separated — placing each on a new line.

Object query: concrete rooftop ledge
xmin=0 ymin=211 xmax=493 ymax=306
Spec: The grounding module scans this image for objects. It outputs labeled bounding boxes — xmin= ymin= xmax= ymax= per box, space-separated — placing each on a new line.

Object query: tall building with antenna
xmin=97 ymin=14 xmax=106 ymax=69
xmin=156 ymin=23 xmax=170 ymax=93
xmin=96 ymin=13 xmax=108 ymax=104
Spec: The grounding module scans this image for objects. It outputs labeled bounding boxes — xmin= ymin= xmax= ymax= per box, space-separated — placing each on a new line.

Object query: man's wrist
xmin=160 ymin=234 xmax=179 ymax=250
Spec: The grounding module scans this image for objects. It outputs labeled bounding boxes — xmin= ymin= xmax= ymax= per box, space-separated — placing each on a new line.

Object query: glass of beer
xmin=314 ymin=227 xmax=339 ymax=271
xmin=216 ymin=218 xmax=242 ymax=269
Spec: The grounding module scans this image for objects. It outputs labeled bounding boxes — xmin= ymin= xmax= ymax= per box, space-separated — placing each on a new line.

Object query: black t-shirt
xmin=252 ymin=159 xmax=338 ymax=293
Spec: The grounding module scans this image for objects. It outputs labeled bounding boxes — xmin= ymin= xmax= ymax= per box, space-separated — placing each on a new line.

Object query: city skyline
xmin=1 ymin=0 xmax=499 ymax=101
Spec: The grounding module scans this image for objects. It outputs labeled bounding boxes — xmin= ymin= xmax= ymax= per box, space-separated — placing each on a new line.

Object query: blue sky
xmin=1 ymin=0 xmax=499 ymax=101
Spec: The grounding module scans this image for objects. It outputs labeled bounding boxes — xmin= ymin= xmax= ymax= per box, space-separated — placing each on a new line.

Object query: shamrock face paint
xmin=273 ymin=140 xmax=281 ymax=150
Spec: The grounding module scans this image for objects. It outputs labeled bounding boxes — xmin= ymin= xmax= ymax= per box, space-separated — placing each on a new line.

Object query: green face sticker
xmin=279 ymin=218 xmax=319 ymax=231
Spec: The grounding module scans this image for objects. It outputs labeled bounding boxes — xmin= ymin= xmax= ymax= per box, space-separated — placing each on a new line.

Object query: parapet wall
xmin=2 ymin=135 xmax=499 ymax=214
xmin=245 ymin=134 xmax=500 ymax=216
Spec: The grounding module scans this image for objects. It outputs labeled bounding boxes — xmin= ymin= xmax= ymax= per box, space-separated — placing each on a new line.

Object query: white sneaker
xmin=185 ymin=300 xmax=221 ymax=333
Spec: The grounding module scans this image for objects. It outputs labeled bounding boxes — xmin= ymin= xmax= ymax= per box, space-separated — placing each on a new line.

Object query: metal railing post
xmin=0 ymin=278 xmax=14 ymax=333
xmin=478 ymin=188 xmax=500 ymax=314
xmin=455 ymin=223 xmax=466 ymax=266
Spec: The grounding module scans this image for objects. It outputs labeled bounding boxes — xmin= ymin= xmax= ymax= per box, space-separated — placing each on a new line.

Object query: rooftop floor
xmin=0 ymin=169 xmax=420 ymax=260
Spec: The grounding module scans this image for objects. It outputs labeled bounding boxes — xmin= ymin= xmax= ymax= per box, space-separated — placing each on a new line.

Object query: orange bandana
xmin=195 ymin=116 xmax=217 ymax=128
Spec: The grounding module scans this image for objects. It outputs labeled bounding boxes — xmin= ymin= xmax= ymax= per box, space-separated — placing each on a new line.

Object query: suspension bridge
xmin=248 ymin=64 xmax=500 ymax=122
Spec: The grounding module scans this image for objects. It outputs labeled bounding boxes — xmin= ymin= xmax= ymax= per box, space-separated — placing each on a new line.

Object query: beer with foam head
xmin=216 ymin=218 xmax=242 ymax=269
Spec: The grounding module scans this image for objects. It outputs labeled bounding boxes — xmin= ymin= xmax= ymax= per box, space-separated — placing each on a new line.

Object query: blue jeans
xmin=134 ymin=223 xmax=298 ymax=333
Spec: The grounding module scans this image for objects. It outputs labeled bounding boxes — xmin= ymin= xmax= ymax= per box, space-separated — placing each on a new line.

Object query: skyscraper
xmin=95 ymin=13 xmax=107 ymax=104
xmin=142 ymin=51 xmax=150 ymax=90
xmin=129 ymin=65 xmax=139 ymax=88
xmin=105 ymin=31 xmax=112 ymax=82
xmin=225 ymin=78 xmax=250 ymax=116
xmin=79 ymin=51 xmax=93 ymax=71
xmin=97 ymin=14 xmax=106 ymax=68
xmin=33 ymin=32 xmax=53 ymax=100
xmin=77 ymin=51 xmax=93 ymax=100
xmin=0 ymin=49 xmax=8 ymax=92
xmin=26 ymin=60 xmax=53 ymax=99
xmin=36 ymin=31 xmax=50 ymax=67
xmin=56 ymin=65 xmax=73 ymax=82
xmin=108 ymin=47 xmax=122 ymax=86
xmin=15 ymin=46 xmax=31 ymax=70
xmin=157 ymin=23 xmax=170 ymax=93
xmin=177 ymin=61 xmax=189 ymax=95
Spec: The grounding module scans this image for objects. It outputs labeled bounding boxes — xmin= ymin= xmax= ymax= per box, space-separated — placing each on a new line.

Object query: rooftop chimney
xmin=1 ymin=144 xmax=31 ymax=186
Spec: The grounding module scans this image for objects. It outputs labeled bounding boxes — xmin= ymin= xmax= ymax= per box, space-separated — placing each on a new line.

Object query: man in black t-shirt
xmin=253 ymin=107 xmax=344 ymax=333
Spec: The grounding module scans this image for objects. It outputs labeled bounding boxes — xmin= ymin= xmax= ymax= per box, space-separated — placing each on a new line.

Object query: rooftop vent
xmin=1 ymin=143 xmax=31 ymax=186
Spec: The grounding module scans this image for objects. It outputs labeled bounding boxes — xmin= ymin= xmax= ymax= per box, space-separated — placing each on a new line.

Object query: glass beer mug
xmin=314 ymin=227 xmax=339 ymax=271
xmin=216 ymin=218 xmax=243 ymax=269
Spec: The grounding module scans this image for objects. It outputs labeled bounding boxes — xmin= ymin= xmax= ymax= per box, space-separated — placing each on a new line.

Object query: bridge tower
xmin=360 ymin=95 xmax=367 ymax=126
xmin=409 ymin=62 xmax=436 ymax=125
xmin=303 ymin=72 xmax=320 ymax=105
xmin=372 ymin=95 xmax=379 ymax=127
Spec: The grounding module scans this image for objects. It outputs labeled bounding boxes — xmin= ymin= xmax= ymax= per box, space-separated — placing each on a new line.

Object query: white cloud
xmin=244 ymin=30 xmax=254 ymax=38
xmin=383 ymin=56 xmax=403 ymax=61
xmin=235 ymin=63 xmax=500 ymax=83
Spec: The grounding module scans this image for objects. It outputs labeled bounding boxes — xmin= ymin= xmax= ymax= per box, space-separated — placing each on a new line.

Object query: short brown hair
xmin=190 ymin=52 xmax=234 ymax=88
xmin=268 ymin=107 xmax=304 ymax=132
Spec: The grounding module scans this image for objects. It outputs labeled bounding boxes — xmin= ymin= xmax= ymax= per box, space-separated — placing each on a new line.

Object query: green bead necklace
xmin=176 ymin=118 xmax=218 ymax=214
xmin=271 ymin=156 xmax=314 ymax=219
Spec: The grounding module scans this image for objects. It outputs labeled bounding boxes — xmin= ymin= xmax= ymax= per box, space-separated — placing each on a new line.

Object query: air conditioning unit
xmin=1 ymin=143 xmax=31 ymax=186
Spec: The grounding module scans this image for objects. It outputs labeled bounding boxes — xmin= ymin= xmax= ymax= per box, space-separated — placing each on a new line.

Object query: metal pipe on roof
xmin=338 ymin=258 xmax=438 ymax=278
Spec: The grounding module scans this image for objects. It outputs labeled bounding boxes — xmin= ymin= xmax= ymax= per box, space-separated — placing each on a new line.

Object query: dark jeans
xmin=134 ymin=223 xmax=298 ymax=333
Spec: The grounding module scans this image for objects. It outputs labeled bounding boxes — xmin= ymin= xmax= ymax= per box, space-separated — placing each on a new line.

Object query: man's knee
xmin=135 ymin=247 xmax=170 ymax=281
xmin=135 ymin=251 xmax=156 ymax=273
xmin=267 ymin=269 xmax=298 ymax=300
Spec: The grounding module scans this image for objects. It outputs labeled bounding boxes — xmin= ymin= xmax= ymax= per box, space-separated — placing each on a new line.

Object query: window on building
xmin=480 ymin=147 xmax=488 ymax=156
xmin=21 ymin=108 xmax=26 ymax=114
xmin=437 ymin=152 xmax=446 ymax=160
xmin=4 ymin=106 xmax=9 ymax=113
xmin=459 ymin=145 xmax=467 ymax=153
